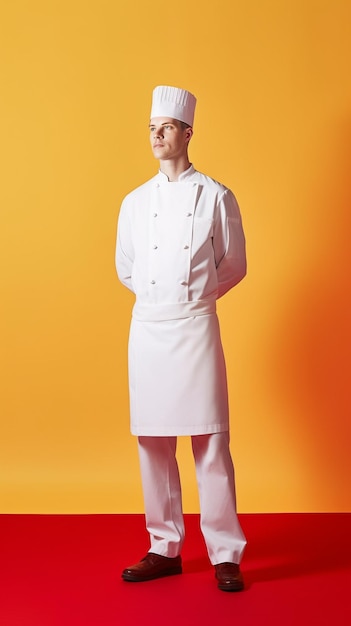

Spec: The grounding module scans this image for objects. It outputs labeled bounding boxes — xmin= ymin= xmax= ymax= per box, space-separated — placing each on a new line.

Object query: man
xmin=116 ymin=85 xmax=247 ymax=591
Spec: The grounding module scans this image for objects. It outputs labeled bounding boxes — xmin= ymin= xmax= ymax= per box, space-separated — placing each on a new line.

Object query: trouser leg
xmin=137 ymin=436 xmax=185 ymax=558
xmin=191 ymin=431 xmax=247 ymax=565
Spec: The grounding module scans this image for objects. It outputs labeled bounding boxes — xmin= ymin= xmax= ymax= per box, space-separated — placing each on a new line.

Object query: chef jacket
xmin=116 ymin=164 xmax=246 ymax=436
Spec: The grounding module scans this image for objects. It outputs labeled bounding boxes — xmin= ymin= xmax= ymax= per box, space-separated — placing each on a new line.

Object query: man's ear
xmin=185 ymin=127 xmax=193 ymax=144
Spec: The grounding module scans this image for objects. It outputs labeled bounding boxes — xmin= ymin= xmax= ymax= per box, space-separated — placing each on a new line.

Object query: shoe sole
xmin=122 ymin=567 xmax=182 ymax=582
xmin=217 ymin=581 xmax=244 ymax=592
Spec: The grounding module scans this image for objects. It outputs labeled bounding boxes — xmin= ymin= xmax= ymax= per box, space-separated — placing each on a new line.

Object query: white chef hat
xmin=150 ymin=85 xmax=197 ymax=126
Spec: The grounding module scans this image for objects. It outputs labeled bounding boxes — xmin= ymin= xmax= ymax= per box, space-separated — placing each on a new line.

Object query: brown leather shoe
xmin=215 ymin=562 xmax=244 ymax=591
xmin=122 ymin=553 xmax=182 ymax=582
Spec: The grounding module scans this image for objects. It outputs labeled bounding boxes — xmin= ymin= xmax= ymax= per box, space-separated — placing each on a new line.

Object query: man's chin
xmin=152 ymin=148 xmax=165 ymax=158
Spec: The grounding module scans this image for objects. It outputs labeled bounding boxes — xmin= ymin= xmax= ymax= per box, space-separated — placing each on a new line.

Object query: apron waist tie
xmin=132 ymin=300 xmax=216 ymax=321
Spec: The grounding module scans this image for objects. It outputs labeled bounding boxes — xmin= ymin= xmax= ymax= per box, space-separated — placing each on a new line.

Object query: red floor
xmin=1 ymin=514 xmax=350 ymax=625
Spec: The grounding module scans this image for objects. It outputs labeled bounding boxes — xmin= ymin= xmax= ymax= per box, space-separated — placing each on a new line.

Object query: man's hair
xmin=179 ymin=121 xmax=191 ymax=130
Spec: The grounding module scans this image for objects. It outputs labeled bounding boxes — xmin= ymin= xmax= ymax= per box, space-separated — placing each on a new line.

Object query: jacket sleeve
xmin=213 ymin=188 xmax=247 ymax=298
xmin=115 ymin=198 xmax=135 ymax=293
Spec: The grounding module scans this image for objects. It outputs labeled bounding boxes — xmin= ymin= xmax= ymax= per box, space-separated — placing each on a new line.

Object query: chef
xmin=116 ymin=85 xmax=247 ymax=591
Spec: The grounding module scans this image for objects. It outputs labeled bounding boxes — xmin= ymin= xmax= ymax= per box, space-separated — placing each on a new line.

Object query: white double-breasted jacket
xmin=116 ymin=165 xmax=246 ymax=436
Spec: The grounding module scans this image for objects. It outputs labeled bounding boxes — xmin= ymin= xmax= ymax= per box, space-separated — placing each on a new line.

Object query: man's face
xmin=149 ymin=117 xmax=192 ymax=161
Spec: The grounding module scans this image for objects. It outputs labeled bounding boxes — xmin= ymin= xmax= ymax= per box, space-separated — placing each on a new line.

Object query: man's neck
xmin=159 ymin=157 xmax=191 ymax=182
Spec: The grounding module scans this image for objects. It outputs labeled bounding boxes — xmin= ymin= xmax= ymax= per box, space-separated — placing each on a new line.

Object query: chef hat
xmin=150 ymin=85 xmax=197 ymax=126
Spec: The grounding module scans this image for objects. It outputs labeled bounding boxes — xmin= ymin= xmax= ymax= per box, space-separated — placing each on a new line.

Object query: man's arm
xmin=115 ymin=199 xmax=135 ymax=293
xmin=213 ymin=188 xmax=247 ymax=298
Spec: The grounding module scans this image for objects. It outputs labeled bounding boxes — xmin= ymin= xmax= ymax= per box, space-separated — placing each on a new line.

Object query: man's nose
xmin=154 ymin=128 xmax=163 ymax=138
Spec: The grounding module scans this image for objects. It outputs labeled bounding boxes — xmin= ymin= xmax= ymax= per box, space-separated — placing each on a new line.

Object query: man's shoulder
xmin=192 ymin=169 xmax=229 ymax=194
xmin=122 ymin=175 xmax=157 ymax=203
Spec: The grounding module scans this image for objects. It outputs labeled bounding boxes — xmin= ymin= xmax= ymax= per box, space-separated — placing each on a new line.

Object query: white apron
xmin=128 ymin=312 xmax=229 ymax=436
xmin=116 ymin=166 xmax=246 ymax=436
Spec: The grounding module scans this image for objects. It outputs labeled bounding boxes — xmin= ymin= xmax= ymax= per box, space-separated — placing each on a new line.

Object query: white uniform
xmin=116 ymin=164 xmax=247 ymax=564
xmin=116 ymin=164 xmax=246 ymax=436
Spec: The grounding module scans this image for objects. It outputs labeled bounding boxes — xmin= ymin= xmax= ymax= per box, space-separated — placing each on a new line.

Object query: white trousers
xmin=137 ymin=432 xmax=247 ymax=565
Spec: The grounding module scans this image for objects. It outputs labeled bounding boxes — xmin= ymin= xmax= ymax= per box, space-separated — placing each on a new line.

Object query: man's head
xmin=149 ymin=86 xmax=196 ymax=163
xmin=149 ymin=117 xmax=193 ymax=161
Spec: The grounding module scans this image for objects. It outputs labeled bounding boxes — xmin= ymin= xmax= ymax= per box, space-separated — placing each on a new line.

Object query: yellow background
xmin=1 ymin=0 xmax=350 ymax=513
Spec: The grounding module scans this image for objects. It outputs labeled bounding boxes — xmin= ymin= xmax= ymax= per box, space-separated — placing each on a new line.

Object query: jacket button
xmin=153 ymin=245 xmax=158 ymax=249
xmin=153 ymin=212 xmax=158 ymax=217
xmin=186 ymin=212 xmax=192 ymax=217
xmin=150 ymin=280 xmax=156 ymax=284
xmin=180 ymin=280 xmax=188 ymax=286
xmin=183 ymin=245 xmax=189 ymax=250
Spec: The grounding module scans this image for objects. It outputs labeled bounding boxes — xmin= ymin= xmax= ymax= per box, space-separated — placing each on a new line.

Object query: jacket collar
xmin=157 ymin=164 xmax=196 ymax=182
